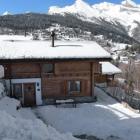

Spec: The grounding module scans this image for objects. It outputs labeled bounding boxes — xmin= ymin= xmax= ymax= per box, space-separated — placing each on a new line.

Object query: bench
xmin=54 ymin=99 xmax=77 ymax=108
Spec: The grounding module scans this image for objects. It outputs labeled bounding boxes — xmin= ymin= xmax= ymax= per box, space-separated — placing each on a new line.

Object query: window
xmin=68 ymin=81 xmax=81 ymax=93
xmin=13 ymin=84 xmax=22 ymax=99
xmin=42 ymin=63 xmax=54 ymax=73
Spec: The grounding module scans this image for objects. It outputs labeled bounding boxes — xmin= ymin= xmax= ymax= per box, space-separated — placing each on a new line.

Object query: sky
xmin=0 ymin=0 xmax=139 ymax=14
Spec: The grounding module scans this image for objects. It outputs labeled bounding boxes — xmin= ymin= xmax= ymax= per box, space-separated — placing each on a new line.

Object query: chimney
xmin=51 ymin=31 xmax=55 ymax=47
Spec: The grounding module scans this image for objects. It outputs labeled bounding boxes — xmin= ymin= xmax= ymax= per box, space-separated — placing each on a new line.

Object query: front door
xmin=24 ymin=83 xmax=36 ymax=107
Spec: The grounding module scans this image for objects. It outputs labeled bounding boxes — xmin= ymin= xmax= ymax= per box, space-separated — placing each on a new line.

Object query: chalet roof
xmin=100 ymin=62 xmax=122 ymax=75
xmin=0 ymin=36 xmax=111 ymax=60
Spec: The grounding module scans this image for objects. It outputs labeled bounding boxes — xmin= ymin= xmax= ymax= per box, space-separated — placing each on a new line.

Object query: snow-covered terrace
xmin=100 ymin=62 xmax=122 ymax=75
xmin=36 ymin=87 xmax=140 ymax=140
xmin=0 ymin=38 xmax=111 ymax=60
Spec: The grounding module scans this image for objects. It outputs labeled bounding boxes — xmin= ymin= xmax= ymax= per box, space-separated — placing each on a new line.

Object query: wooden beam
xmin=9 ymin=64 xmax=12 ymax=97
xmin=0 ymin=57 xmax=112 ymax=63
xmin=90 ymin=62 xmax=93 ymax=97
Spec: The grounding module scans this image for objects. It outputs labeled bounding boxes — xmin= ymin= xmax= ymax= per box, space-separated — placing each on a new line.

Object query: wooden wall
xmin=3 ymin=61 xmax=101 ymax=99
xmin=4 ymin=63 xmax=41 ymax=78
xmin=11 ymin=63 xmax=41 ymax=78
xmin=94 ymin=74 xmax=107 ymax=83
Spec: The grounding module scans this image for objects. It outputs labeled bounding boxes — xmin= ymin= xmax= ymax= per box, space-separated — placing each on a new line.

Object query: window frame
xmin=42 ymin=63 xmax=55 ymax=74
xmin=68 ymin=80 xmax=81 ymax=94
xmin=12 ymin=83 xmax=23 ymax=100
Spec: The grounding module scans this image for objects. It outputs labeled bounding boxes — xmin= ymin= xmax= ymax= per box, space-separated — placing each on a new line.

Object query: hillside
xmin=48 ymin=0 xmax=140 ymax=40
xmin=0 ymin=12 xmax=138 ymax=45
xmin=0 ymin=0 xmax=140 ymax=60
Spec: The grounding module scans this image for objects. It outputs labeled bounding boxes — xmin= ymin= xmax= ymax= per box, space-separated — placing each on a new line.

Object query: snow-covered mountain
xmin=49 ymin=0 xmax=99 ymax=18
xmin=0 ymin=0 xmax=139 ymax=46
xmin=2 ymin=11 xmax=12 ymax=16
xmin=48 ymin=0 xmax=140 ymax=36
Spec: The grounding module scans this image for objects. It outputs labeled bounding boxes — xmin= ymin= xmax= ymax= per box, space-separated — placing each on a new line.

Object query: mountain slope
xmin=0 ymin=0 xmax=139 ymax=45
xmin=2 ymin=11 xmax=12 ymax=16
xmin=0 ymin=13 xmax=137 ymax=44
xmin=48 ymin=0 xmax=140 ymax=38
xmin=49 ymin=0 xmax=99 ymax=18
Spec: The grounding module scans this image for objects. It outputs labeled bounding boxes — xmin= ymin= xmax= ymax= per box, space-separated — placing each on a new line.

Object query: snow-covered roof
xmin=0 ymin=39 xmax=111 ymax=60
xmin=100 ymin=62 xmax=121 ymax=75
xmin=0 ymin=35 xmax=32 ymax=41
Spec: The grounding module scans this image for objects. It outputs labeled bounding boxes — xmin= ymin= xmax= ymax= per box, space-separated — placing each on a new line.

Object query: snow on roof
xmin=0 ymin=39 xmax=111 ymax=60
xmin=0 ymin=35 xmax=32 ymax=41
xmin=100 ymin=62 xmax=121 ymax=75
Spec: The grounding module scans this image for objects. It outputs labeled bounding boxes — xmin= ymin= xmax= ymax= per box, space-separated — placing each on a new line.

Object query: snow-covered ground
xmin=35 ymin=87 xmax=140 ymax=140
xmin=0 ymin=83 xmax=78 ymax=140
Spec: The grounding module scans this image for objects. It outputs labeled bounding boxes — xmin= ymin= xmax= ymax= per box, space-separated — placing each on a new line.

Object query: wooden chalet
xmin=0 ymin=34 xmax=120 ymax=107
xmin=95 ymin=62 xmax=121 ymax=85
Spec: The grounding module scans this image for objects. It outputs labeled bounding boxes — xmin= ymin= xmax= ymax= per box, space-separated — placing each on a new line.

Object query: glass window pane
xmin=42 ymin=64 xmax=54 ymax=73
xmin=68 ymin=81 xmax=81 ymax=93
xmin=76 ymin=81 xmax=81 ymax=91
xmin=13 ymin=84 xmax=22 ymax=99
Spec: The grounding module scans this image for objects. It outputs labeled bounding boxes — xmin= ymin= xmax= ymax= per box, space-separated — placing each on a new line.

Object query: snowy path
xmin=0 ymin=96 xmax=79 ymax=140
xmin=35 ymin=87 xmax=140 ymax=140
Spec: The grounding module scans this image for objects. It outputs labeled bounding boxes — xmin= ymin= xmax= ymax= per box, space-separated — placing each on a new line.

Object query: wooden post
xmin=39 ymin=63 xmax=42 ymax=78
xmin=90 ymin=62 xmax=93 ymax=96
xmin=9 ymin=64 xmax=12 ymax=97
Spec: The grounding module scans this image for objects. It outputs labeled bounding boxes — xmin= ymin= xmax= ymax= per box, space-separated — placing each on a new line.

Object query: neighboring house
xmin=95 ymin=62 xmax=121 ymax=85
xmin=120 ymin=56 xmax=129 ymax=64
xmin=0 ymin=36 xmax=119 ymax=106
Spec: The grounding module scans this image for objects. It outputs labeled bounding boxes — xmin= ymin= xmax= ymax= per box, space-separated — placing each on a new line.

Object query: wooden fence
xmin=96 ymin=84 xmax=140 ymax=110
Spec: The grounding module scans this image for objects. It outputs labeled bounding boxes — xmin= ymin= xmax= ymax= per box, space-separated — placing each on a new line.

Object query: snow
xmin=48 ymin=0 xmax=140 ymax=34
xmin=0 ymin=85 xmax=78 ymax=140
xmin=56 ymin=99 xmax=74 ymax=104
xmin=100 ymin=62 xmax=122 ymax=75
xmin=0 ymin=97 xmax=37 ymax=120
xmin=2 ymin=11 xmax=12 ymax=16
xmin=111 ymin=43 xmax=127 ymax=52
xmin=35 ymin=87 xmax=140 ymax=140
xmin=0 ymin=111 xmax=77 ymax=140
xmin=120 ymin=56 xmax=129 ymax=64
xmin=48 ymin=0 xmax=99 ymax=18
xmin=0 ymin=37 xmax=111 ymax=59
xmin=0 ymin=97 xmax=78 ymax=140
xmin=0 ymin=35 xmax=32 ymax=41
xmin=121 ymin=0 xmax=137 ymax=7
xmin=117 ymin=78 xmax=126 ymax=84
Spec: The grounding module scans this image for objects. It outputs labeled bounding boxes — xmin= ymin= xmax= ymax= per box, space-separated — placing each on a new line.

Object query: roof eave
xmin=0 ymin=57 xmax=112 ymax=63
